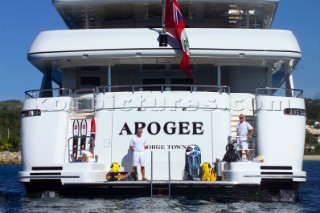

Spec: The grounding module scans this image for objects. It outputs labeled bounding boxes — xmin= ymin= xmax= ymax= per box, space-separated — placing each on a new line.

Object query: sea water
xmin=0 ymin=161 xmax=319 ymax=213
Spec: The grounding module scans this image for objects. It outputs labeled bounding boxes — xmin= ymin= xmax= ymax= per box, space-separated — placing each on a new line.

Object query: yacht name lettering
xmin=119 ymin=122 xmax=204 ymax=135
xmin=146 ymin=145 xmax=188 ymax=150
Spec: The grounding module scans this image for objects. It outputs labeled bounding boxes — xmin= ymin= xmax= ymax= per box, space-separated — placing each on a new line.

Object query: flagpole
xmin=159 ymin=0 xmax=167 ymax=46
xmin=162 ymin=0 xmax=166 ymax=33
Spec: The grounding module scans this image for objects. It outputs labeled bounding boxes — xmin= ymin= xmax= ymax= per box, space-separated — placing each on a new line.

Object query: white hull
xmin=19 ymin=89 xmax=306 ymax=200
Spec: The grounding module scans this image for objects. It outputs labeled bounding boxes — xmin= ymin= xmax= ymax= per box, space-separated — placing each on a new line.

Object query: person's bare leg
xmin=238 ymin=151 xmax=242 ymax=160
xmin=141 ymin=166 xmax=146 ymax=180
xmin=245 ymin=150 xmax=250 ymax=160
xmin=132 ymin=166 xmax=138 ymax=180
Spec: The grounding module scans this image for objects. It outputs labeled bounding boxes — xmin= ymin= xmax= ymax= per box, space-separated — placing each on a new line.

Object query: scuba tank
xmin=215 ymin=159 xmax=222 ymax=181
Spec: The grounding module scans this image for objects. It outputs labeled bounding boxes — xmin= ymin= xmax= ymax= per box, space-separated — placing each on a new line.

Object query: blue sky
xmin=0 ymin=0 xmax=319 ymax=101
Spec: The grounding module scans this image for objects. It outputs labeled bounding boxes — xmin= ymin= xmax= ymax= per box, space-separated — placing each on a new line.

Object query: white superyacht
xmin=19 ymin=0 xmax=306 ymax=201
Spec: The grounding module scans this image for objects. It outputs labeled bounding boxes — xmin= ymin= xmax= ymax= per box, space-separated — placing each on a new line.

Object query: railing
xmin=25 ymin=88 xmax=72 ymax=99
xmin=168 ymin=151 xmax=171 ymax=197
xmin=97 ymin=84 xmax=230 ymax=94
xmin=150 ymin=151 xmax=153 ymax=197
xmin=228 ymin=136 xmax=256 ymax=161
xmin=71 ymin=89 xmax=96 ymax=113
xmin=73 ymin=89 xmax=96 ymax=97
xmin=67 ymin=136 xmax=96 ymax=163
xmin=149 ymin=150 xmax=171 ymax=197
xmin=256 ymin=87 xmax=303 ymax=98
xmin=24 ymin=85 xmax=230 ymax=100
xmin=25 ymin=86 xmax=303 ymax=100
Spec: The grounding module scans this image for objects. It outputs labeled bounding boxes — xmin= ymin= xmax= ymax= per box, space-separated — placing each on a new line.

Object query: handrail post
xmin=67 ymin=138 xmax=70 ymax=163
xmin=107 ymin=65 xmax=111 ymax=93
xmin=151 ymin=151 xmax=153 ymax=197
xmin=168 ymin=151 xmax=171 ymax=197
xmin=252 ymin=136 xmax=256 ymax=159
xmin=217 ymin=65 xmax=221 ymax=94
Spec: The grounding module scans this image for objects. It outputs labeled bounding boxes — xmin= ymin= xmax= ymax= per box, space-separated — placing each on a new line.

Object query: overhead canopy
xmin=28 ymin=28 xmax=300 ymax=86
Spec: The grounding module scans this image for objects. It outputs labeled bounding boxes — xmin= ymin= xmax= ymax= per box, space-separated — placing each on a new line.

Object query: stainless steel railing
xmin=97 ymin=84 xmax=230 ymax=94
xmin=149 ymin=151 xmax=171 ymax=197
xmin=150 ymin=151 xmax=153 ymax=197
xmin=24 ymin=86 xmax=304 ymax=100
xmin=168 ymin=151 xmax=171 ymax=197
xmin=24 ymin=84 xmax=230 ymax=100
xmin=256 ymin=87 xmax=303 ymax=98
xmin=67 ymin=136 xmax=95 ymax=163
xmin=71 ymin=89 xmax=96 ymax=113
xmin=25 ymin=88 xmax=72 ymax=99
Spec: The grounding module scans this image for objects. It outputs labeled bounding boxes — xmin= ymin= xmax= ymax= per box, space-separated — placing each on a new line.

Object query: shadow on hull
xmin=24 ymin=180 xmax=300 ymax=202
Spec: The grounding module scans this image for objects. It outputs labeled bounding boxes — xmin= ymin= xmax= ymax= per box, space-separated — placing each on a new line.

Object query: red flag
xmin=165 ymin=0 xmax=191 ymax=77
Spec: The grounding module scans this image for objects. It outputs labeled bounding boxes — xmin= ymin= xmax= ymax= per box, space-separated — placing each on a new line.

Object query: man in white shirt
xmin=237 ymin=114 xmax=254 ymax=160
xmin=129 ymin=128 xmax=148 ymax=181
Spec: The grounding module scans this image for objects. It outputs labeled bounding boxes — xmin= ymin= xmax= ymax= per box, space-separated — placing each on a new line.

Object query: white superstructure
xmin=19 ymin=0 xmax=306 ymax=200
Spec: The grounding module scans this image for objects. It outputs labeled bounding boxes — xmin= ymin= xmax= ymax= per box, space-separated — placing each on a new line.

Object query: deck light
xmin=159 ymin=33 xmax=167 ymax=47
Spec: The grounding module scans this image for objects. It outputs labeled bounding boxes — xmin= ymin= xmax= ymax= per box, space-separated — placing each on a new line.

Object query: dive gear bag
xmin=185 ymin=145 xmax=201 ymax=180
xmin=222 ymin=144 xmax=239 ymax=162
